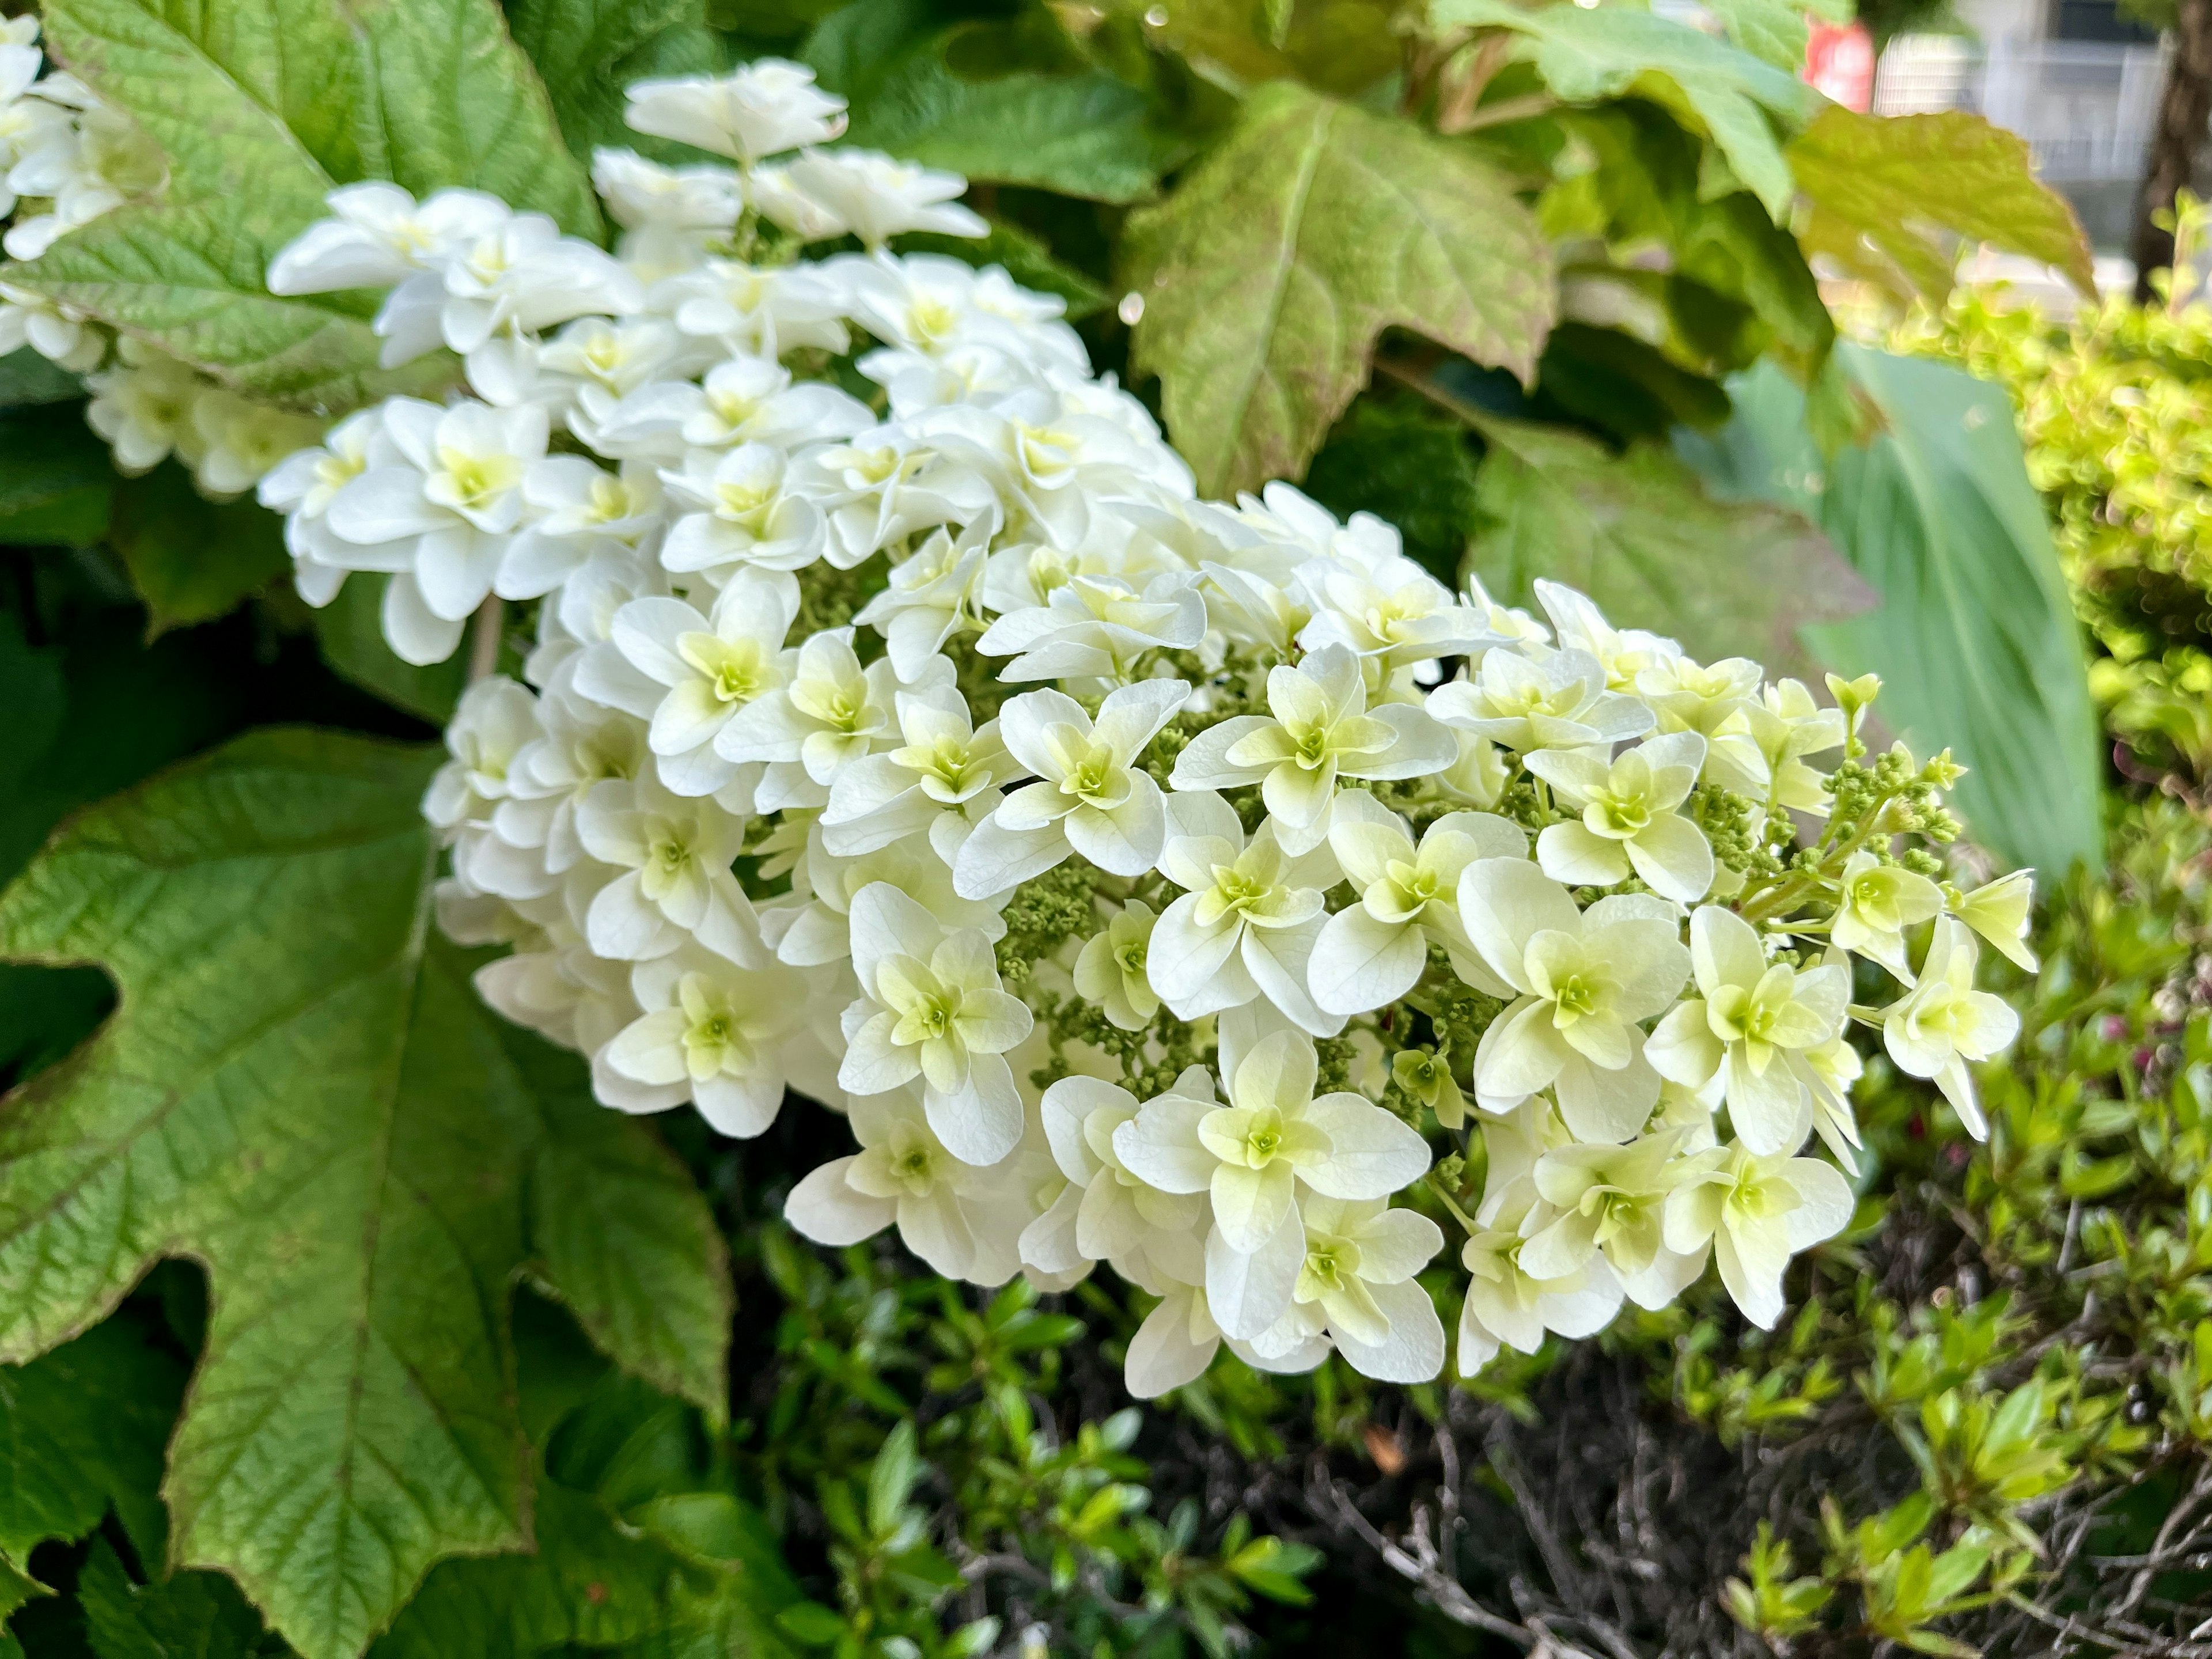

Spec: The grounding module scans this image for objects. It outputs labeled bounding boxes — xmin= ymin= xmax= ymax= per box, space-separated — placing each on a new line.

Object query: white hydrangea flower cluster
xmin=251 ymin=62 xmax=2037 ymax=1400
xmin=0 ymin=20 xmax=333 ymax=497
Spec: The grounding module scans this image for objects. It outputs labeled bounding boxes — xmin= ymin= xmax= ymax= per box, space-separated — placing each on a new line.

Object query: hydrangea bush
xmin=0 ymin=27 xmax=2034 ymax=1404
xmin=67 ymin=59 xmax=2022 ymax=1405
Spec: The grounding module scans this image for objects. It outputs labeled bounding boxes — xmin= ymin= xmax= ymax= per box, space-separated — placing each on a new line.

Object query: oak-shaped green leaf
xmin=1122 ymin=81 xmax=1553 ymax=497
xmin=0 ymin=730 xmax=731 ymax=1658
xmin=1461 ymin=404 xmax=1873 ymax=677
xmin=1788 ymin=105 xmax=2096 ymax=304
xmin=1433 ymin=0 xmax=1817 ymax=217
xmin=1677 ymin=346 xmax=2102 ymax=875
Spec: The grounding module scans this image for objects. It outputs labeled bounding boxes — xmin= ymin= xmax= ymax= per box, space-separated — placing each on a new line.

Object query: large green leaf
xmin=1457 ymin=400 xmax=1874 ymax=679
xmin=803 ymin=1 xmax=1158 ymax=202
xmin=77 ymin=1537 xmax=279 ymax=1659
xmin=1676 ymin=345 xmax=2103 ymax=874
xmin=1788 ymin=105 xmax=2096 ymax=304
xmin=1431 ymin=0 xmax=1817 ymax=218
xmin=1122 ymin=80 xmax=1554 ymax=497
xmin=0 ymin=730 xmax=731 ymax=1658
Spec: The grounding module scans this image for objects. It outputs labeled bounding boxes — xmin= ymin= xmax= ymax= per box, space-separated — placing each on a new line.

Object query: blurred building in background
xmin=1875 ymin=0 xmax=2165 ymax=247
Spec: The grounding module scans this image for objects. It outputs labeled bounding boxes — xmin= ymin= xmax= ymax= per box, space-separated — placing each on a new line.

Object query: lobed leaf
xmin=0 ymin=730 xmax=732 ymax=1658
xmin=1122 ymin=80 xmax=1554 ymax=497
xmin=1789 ymin=106 xmax=2096 ymax=304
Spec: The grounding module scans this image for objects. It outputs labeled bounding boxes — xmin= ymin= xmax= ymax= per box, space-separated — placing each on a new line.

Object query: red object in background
xmin=1805 ymin=20 xmax=1876 ymax=111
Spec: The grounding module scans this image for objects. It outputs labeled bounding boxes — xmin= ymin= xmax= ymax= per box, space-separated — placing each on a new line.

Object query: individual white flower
xmin=82 ymin=349 xmax=204 ymax=476
xmin=1426 ymin=645 xmax=1654 ymax=754
xmin=590 ymin=146 xmax=743 ymax=276
xmin=502 ymin=455 xmax=665 ymax=599
xmin=1635 ymin=652 xmax=1770 ymax=792
xmin=493 ymin=664 xmax=649 ymax=881
xmin=596 ymin=945 xmax=815 ymax=1134
xmin=579 ymin=568 xmax=795 ymax=799
xmin=974 ymin=571 xmax=1209 ymax=683
xmin=793 ymin=425 xmax=995 ymax=568
xmin=1021 ymin=1074 xmax=1207 ymax=1282
xmin=0 ymin=279 xmax=102 ymax=371
xmin=820 ymin=679 xmax=1017 ymax=859
xmin=1123 ymin=1270 xmax=1225 ymax=1399
xmin=607 ymin=353 xmax=870 ymax=457
xmin=1952 ymin=869 xmax=2037 ymax=973
xmin=1534 ymin=579 xmax=1680 ymax=691
xmin=1262 ymin=1197 xmax=1444 ymax=1383
xmin=574 ymin=769 xmax=761 ymax=965
xmin=425 ymin=676 xmax=540 ymax=838
xmin=1458 ymin=859 xmax=1690 ymax=1140
xmin=1745 ymin=679 xmax=1844 ymax=815
xmin=183 ymin=388 xmax=322 ymax=498
xmin=538 ymin=316 xmax=684 ymax=443
xmin=624 ymin=62 xmax=847 ymax=165
xmin=953 ymin=679 xmax=1188 ymax=896
xmin=5 ymin=100 xmax=165 ymax=259
xmin=1312 ymin=791 xmax=1527 ymax=1017
xmin=322 ymin=397 xmax=550 ymax=663
xmin=1455 ymin=1195 xmax=1624 ymax=1374
xmin=0 ymin=49 xmax=72 ymax=221
xmin=746 ymin=158 xmax=849 ymax=241
xmin=919 ymin=392 xmax=1170 ymax=548
xmin=1645 ymin=906 xmax=1849 ymax=1154
xmin=657 ymin=443 xmax=830 ymax=581
xmin=715 ymin=625 xmax=900 ymax=809
xmin=1147 ymin=790 xmax=1342 ymax=1037
xmin=1516 ymin=1132 xmax=1687 ymax=1286
xmin=1879 ymin=917 xmax=2019 ymax=1138
xmin=259 ymin=408 xmax=401 ymax=605
xmin=1662 ymin=1142 xmax=1853 ymax=1328
xmin=838 ymin=881 xmax=1034 ymax=1165
xmin=782 ymin=147 xmax=986 ymax=245
xmin=853 ymin=517 xmax=994 ymax=680
xmin=764 ymin=816 xmax=1005 ymax=967
xmin=1114 ymin=1032 xmax=1430 ymax=1338
xmin=1170 ymin=644 xmax=1453 ymax=854
xmin=1297 ymin=556 xmax=1509 ymax=690
xmin=650 ymin=255 xmax=851 ymax=358
xmin=785 ymin=1087 xmax=1028 ymax=1285
xmin=1829 ymin=850 xmax=1944 ymax=982
xmin=1073 ymin=902 xmax=1162 ymax=1031
xmin=267 ymin=182 xmax=511 ymax=294
xmin=374 ymin=213 xmax=642 ymax=366
xmin=1527 ymin=730 xmax=1715 ymax=903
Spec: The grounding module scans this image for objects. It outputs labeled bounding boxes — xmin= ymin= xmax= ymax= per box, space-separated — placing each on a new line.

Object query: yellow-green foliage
xmin=1887 ymin=199 xmax=2212 ymax=786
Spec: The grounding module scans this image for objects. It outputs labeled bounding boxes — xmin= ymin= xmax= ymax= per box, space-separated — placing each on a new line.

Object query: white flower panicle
xmin=240 ymin=64 xmax=2029 ymax=1402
